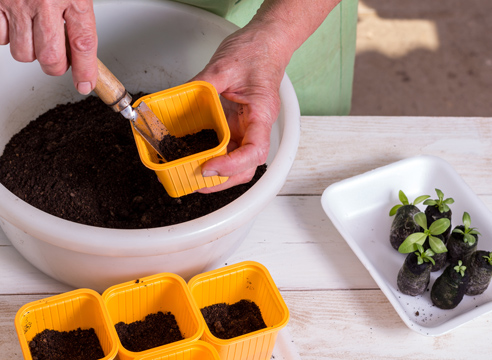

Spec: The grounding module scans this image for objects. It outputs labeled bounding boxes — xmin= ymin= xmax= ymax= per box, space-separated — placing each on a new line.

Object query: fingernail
xmin=202 ymin=170 xmax=219 ymax=177
xmin=77 ymin=82 xmax=92 ymax=95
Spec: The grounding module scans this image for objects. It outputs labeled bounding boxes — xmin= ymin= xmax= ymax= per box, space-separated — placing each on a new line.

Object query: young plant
xmin=432 ymin=260 xmax=469 ymax=309
xmin=466 ymin=251 xmax=492 ymax=296
xmin=414 ymin=244 xmax=435 ymax=266
xmin=389 ymin=191 xmax=430 ymax=251
xmin=452 ymin=212 xmax=481 ymax=245
xmin=483 ymin=252 xmax=492 ymax=266
xmin=398 ymin=212 xmax=449 ymax=254
xmin=423 ymin=188 xmax=454 ymax=214
xmin=454 ymin=260 xmax=467 ymax=277
xmin=389 ymin=190 xmax=430 ymax=216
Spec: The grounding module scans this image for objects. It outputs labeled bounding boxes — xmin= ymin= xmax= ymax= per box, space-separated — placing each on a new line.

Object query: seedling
xmin=398 ymin=212 xmax=449 ymax=254
xmin=389 ymin=190 xmax=430 ymax=216
xmin=414 ymin=244 xmax=435 ymax=266
xmin=454 ymin=260 xmax=466 ymax=277
xmin=452 ymin=212 xmax=481 ymax=245
xmin=423 ymin=188 xmax=454 ymax=214
xmin=483 ymin=252 xmax=492 ymax=266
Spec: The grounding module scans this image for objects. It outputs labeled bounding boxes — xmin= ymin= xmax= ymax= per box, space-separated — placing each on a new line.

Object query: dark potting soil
xmin=29 ymin=327 xmax=104 ymax=360
xmin=159 ymin=129 xmax=219 ymax=162
xmin=115 ymin=311 xmax=184 ymax=352
xmin=0 ymin=95 xmax=266 ymax=229
xmin=201 ymin=299 xmax=267 ymax=339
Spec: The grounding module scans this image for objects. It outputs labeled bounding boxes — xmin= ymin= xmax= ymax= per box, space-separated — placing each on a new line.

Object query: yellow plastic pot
xmin=15 ymin=289 xmax=118 ymax=360
xmin=134 ymin=340 xmax=220 ymax=360
xmin=102 ymin=272 xmax=204 ymax=360
xmin=132 ymin=81 xmax=230 ymax=197
xmin=188 ymin=261 xmax=289 ymax=360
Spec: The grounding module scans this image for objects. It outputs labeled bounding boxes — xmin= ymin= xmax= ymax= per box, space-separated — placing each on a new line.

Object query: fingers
xmin=0 ymin=11 xmax=8 ymax=45
xmin=64 ymin=0 xmax=98 ymax=95
xmin=196 ymin=167 xmax=257 ymax=194
xmin=201 ymin=117 xmax=272 ymax=180
xmin=0 ymin=1 xmax=97 ymax=95
xmin=7 ymin=11 xmax=35 ymax=62
xmin=33 ymin=9 xmax=69 ymax=76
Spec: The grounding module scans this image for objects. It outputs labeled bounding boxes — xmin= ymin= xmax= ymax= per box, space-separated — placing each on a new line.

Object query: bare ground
xmin=351 ymin=0 xmax=492 ymax=116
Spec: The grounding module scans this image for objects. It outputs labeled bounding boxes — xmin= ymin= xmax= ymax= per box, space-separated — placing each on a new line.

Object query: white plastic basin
xmin=0 ymin=0 xmax=300 ymax=292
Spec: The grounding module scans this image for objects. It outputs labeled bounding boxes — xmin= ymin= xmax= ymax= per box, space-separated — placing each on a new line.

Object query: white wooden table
xmin=1 ymin=116 xmax=492 ymax=359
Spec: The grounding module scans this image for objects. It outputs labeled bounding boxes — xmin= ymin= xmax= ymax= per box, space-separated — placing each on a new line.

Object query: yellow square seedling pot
xmin=188 ymin=261 xmax=290 ymax=360
xmin=102 ymin=272 xmax=204 ymax=360
xmin=132 ymin=81 xmax=230 ymax=197
xmin=14 ymin=289 xmax=118 ymax=360
xmin=134 ymin=340 xmax=220 ymax=360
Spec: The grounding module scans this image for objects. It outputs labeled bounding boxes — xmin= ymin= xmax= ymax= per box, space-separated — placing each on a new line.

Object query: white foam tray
xmin=321 ymin=155 xmax=492 ymax=336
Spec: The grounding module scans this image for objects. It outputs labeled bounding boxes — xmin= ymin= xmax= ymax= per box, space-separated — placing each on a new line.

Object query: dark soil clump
xmin=29 ymin=327 xmax=104 ymax=360
xmin=201 ymin=299 xmax=267 ymax=339
xmin=159 ymin=129 xmax=219 ymax=162
xmin=0 ymin=95 xmax=266 ymax=229
xmin=115 ymin=311 xmax=183 ymax=352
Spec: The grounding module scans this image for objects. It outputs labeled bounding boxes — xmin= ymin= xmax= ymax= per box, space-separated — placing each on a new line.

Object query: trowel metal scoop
xmin=94 ymin=58 xmax=168 ymax=159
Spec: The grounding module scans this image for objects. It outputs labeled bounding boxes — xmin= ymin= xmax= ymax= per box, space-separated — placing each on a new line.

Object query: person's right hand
xmin=0 ymin=0 xmax=98 ymax=95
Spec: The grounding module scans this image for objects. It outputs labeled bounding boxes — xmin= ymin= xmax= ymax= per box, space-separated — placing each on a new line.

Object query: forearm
xmin=248 ymin=0 xmax=342 ymax=67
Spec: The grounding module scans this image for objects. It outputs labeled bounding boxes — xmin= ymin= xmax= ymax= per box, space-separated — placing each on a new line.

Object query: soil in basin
xmin=0 ymin=94 xmax=266 ymax=229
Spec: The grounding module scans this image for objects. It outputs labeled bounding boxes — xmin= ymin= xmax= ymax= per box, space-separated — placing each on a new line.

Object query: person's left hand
xmin=191 ymin=21 xmax=290 ymax=193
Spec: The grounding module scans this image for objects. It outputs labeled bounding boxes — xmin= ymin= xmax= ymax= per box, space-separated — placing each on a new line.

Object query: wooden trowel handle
xmin=94 ymin=58 xmax=132 ymax=112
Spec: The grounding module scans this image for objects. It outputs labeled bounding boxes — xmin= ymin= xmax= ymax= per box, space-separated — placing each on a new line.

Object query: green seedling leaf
xmin=436 ymin=189 xmax=444 ymax=200
xmin=483 ymin=252 xmax=492 ymax=266
xmin=452 ymin=228 xmax=464 ymax=235
xmin=413 ymin=212 xmax=428 ymax=229
xmin=463 ymin=233 xmax=476 ymax=245
xmin=452 ymin=212 xmax=481 ymax=244
xmin=428 ymin=218 xmax=451 ymax=236
xmin=399 ymin=190 xmax=409 ymax=205
xmin=429 ymin=235 xmax=448 ymax=254
xmin=399 ymin=232 xmax=427 ymax=253
xmin=399 ymin=212 xmax=448 ymax=254
xmin=389 ymin=204 xmax=402 ymax=216
xmin=414 ymin=244 xmax=436 ymax=266
xmin=454 ymin=260 xmax=466 ymax=277
xmin=414 ymin=195 xmax=430 ymax=205
xmin=463 ymin=212 xmax=471 ymax=228
xmin=424 ymin=188 xmax=454 ymax=213
xmin=389 ymin=191 xmax=430 ymax=216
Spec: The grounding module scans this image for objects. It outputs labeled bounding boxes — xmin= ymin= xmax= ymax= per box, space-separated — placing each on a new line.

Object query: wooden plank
xmin=0 ymin=294 xmax=42 ymax=360
xmin=2 ymin=290 xmax=492 ymax=360
xmin=0 ymin=246 xmax=74 ymax=295
xmin=1 ymin=195 xmax=491 ymax=294
xmin=226 ymin=195 xmax=378 ymax=290
xmin=282 ymin=290 xmax=492 ymax=360
xmin=281 ymin=116 xmax=492 ymax=195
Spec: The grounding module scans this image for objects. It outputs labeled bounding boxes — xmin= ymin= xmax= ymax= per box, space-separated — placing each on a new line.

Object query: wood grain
xmin=281 ymin=116 xmax=492 ymax=195
xmin=283 ymin=290 xmax=492 ymax=360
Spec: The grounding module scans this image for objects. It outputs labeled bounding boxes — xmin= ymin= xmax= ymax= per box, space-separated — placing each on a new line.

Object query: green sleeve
xmin=172 ymin=0 xmax=358 ymax=115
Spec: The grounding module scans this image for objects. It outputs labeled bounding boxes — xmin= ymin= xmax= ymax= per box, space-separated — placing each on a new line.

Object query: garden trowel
xmin=94 ymin=58 xmax=169 ymax=160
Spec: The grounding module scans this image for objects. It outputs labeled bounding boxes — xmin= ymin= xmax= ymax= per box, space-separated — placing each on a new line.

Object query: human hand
xmin=0 ymin=0 xmax=98 ymax=95
xmin=191 ymin=22 xmax=290 ymax=193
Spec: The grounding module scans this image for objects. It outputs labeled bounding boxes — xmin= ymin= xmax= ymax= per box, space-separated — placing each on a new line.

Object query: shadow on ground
xmin=351 ymin=0 xmax=492 ymax=116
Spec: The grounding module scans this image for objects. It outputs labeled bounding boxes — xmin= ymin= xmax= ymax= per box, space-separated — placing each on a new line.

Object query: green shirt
xmin=175 ymin=0 xmax=358 ymax=115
